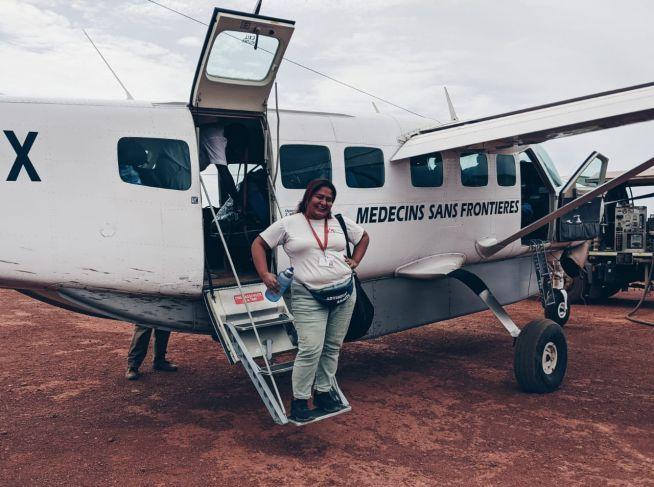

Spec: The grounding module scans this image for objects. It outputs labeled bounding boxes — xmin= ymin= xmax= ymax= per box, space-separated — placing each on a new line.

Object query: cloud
xmin=0 ymin=0 xmax=195 ymax=100
xmin=1 ymin=0 xmax=653 ymax=174
xmin=177 ymin=36 xmax=202 ymax=47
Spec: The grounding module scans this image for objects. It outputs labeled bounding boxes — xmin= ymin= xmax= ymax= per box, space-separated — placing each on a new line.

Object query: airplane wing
xmin=391 ymin=81 xmax=654 ymax=161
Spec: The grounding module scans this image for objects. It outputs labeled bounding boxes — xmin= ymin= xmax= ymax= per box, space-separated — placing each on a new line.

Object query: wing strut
xmin=477 ymin=155 xmax=654 ymax=257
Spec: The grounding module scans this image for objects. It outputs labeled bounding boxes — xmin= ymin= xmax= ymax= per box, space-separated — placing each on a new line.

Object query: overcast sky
xmin=1 ymin=0 xmax=653 ymax=177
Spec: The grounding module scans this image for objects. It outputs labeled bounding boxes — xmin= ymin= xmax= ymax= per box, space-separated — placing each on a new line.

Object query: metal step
xmin=226 ymin=322 xmax=289 ymax=424
xmin=233 ymin=314 xmax=293 ymax=332
xmin=204 ymin=285 xmax=296 ymax=363
xmin=259 ymin=360 xmax=294 ymax=376
xmin=288 ymin=406 xmax=351 ymax=426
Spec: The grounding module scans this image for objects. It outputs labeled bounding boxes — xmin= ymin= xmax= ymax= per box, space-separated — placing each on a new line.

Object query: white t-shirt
xmin=259 ymin=213 xmax=365 ymax=290
xmin=199 ymin=124 xmax=228 ymax=167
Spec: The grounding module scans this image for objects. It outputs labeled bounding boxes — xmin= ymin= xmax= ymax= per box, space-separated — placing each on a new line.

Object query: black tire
xmin=544 ymin=288 xmax=570 ymax=326
xmin=514 ymin=318 xmax=568 ymax=393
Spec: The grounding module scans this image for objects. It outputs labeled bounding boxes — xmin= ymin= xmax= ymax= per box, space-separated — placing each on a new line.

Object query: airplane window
xmin=496 ymin=154 xmax=516 ymax=186
xmin=344 ymin=147 xmax=384 ymax=188
xmin=280 ymin=145 xmax=332 ymax=189
xmin=532 ymin=145 xmax=562 ymax=186
xmin=207 ymin=31 xmax=279 ymax=82
xmin=460 ymin=152 xmax=488 ymax=187
xmin=576 ymin=157 xmax=603 ymax=188
xmin=117 ymin=138 xmax=191 ymax=191
xmin=410 ymin=152 xmax=443 ymax=187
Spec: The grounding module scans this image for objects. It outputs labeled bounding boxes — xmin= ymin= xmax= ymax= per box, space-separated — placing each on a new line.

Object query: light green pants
xmin=290 ymin=281 xmax=357 ymax=400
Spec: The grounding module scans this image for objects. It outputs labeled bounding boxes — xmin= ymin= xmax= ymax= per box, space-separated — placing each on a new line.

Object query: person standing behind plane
xmin=251 ymin=179 xmax=370 ymax=422
xmin=199 ymin=123 xmax=249 ymax=207
xmin=125 ymin=326 xmax=178 ymax=380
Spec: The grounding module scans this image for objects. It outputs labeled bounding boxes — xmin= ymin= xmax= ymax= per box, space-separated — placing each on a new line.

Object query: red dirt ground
xmin=0 ymin=289 xmax=652 ymax=486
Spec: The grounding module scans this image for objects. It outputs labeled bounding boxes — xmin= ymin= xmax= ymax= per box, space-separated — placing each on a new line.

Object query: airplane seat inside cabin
xmin=153 ymin=143 xmax=192 ymax=191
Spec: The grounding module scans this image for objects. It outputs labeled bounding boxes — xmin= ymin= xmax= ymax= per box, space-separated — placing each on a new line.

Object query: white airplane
xmin=2 ymin=7 xmax=654 ymax=425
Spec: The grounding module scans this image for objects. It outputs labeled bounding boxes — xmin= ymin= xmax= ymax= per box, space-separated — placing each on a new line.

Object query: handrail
xmin=200 ymin=175 xmax=286 ymax=415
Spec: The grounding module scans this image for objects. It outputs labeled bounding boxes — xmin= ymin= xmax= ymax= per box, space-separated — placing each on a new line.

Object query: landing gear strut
xmin=448 ymin=268 xmax=567 ymax=393
xmin=531 ymin=240 xmax=570 ymax=327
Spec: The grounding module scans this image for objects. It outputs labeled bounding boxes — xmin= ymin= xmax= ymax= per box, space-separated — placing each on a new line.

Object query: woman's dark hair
xmin=296 ymin=179 xmax=337 ymax=216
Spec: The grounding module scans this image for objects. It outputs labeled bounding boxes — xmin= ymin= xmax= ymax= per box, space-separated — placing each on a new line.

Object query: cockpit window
xmin=410 ymin=152 xmax=443 ymax=187
xmin=533 ymin=145 xmax=562 ymax=186
xmin=460 ymin=152 xmax=488 ymax=187
xmin=207 ymin=31 xmax=279 ymax=82
xmin=117 ymin=138 xmax=191 ymax=191
xmin=496 ymin=154 xmax=516 ymax=186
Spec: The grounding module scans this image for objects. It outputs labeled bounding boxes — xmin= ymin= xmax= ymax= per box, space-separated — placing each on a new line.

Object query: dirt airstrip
xmin=0 ymin=289 xmax=652 ymax=486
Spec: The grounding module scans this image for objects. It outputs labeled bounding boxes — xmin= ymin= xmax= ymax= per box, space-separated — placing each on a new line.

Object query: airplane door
xmin=190 ymin=8 xmax=295 ymax=113
xmin=556 ymin=151 xmax=608 ymax=242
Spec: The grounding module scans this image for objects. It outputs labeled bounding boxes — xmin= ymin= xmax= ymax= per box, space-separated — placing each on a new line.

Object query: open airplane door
xmin=190 ymin=8 xmax=295 ymax=114
xmin=556 ymin=152 xmax=608 ymax=242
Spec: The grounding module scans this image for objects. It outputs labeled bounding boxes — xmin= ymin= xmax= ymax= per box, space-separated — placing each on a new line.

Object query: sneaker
xmin=290 ymin=399 xmax=314 ymax=422
xmin=153 ymin=360 xmax=178 ymax=372
xmin=125 ymin=367 xmax=140 ymax=380
xmin=314 ymin=390 xmax=343 ymax=413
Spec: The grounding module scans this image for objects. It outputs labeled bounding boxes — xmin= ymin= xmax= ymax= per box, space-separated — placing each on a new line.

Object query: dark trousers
xmin=127 ymin=325 xmax=171 ymax=369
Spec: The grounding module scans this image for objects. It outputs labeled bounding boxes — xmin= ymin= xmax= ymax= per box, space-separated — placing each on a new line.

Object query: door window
xmin=560 ymin=151 xmax=608 ymax=200
xmin=190 ymin=9 xmax=295 ymax=112
xmin=207 ymin=31 xmax=280 ymax=82
xmin=280 ymin=145 xmax=331 ymax=189
xmin=575 ymin=158 xmax=603 ymax=188
xmin=344 ymin=147 xmax=384 ymax=188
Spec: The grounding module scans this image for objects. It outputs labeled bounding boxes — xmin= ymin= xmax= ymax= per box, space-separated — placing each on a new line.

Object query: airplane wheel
xmin=514 ymin=318 xmax=567 ymax=393
xmin=544 ymin=289 xmax=570 ymax=326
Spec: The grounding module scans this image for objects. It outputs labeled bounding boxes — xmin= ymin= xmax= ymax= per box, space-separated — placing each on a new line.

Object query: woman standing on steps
xmin=251 ymin=179 xmax=370 ymax=422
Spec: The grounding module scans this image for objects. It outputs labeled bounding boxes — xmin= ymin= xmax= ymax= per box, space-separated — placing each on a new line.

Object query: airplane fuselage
xmin=0 ymin=96 xmax=568 ymax=338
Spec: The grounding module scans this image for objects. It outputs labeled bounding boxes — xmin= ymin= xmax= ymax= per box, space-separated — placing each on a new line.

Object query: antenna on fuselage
xmin=372 ymin=101 xmax=380 ymax=113
xmin=82 ymin=29 xmax=134 ymax=101
xmin=444 ymin=86 xmax=458 ymax=122
xmin=253 ymin=0 xmax=263 ymax=14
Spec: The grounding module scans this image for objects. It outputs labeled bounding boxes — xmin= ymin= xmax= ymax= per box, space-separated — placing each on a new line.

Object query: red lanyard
xmin=305 ymin=216 xmax=328 ymax=253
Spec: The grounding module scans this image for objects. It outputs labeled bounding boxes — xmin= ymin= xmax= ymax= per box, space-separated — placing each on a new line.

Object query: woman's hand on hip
xmin=344 ymin=257 xmax=359 ymax=269
xmin=262 ymin=272 xmax=280 ymax=293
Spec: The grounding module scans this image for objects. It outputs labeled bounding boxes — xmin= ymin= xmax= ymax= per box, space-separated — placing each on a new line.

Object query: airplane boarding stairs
xmin=203 ymin=284 xmax=351 ymax=425
xmin=199 ymin=175 xmax=350 ymax=425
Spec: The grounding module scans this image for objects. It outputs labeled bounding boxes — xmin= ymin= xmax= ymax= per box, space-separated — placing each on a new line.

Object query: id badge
xmin=318 ymin=255 xmax=334 ymax=268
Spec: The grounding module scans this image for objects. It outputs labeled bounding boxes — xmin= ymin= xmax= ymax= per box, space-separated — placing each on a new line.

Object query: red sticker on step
xmin=234 ymin=292 xmax=264 ymax=305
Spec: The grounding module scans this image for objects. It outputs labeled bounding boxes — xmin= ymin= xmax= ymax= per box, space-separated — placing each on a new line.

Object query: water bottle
xmin=265 ymin=267 xmax=294 ymax=302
